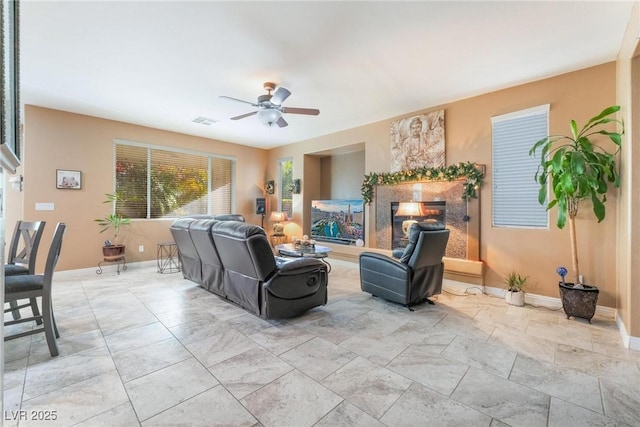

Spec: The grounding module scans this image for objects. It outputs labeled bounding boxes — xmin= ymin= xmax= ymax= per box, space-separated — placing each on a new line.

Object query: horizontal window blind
xmin=115 ymin=144 xmax=148 ymax=219
xmin=211 ymin=157 xmax=232 ymax=215
xmin=114 ymin=141 xmax=234 ymax=219
xmin=151 ymin=149 xmax=208 ymax=218
xmin=492 ymin=105 xmax=549 ymax=228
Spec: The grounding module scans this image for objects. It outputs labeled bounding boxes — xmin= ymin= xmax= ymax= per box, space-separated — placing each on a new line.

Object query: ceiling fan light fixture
xmin=258 ymin=109 xmax=282 ymax=127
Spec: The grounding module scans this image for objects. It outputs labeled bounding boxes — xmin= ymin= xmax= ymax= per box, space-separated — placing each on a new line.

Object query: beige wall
xmin=268 ymin=63 xmax=619 ymax=307
xmin=18 ymin=106 xmax=267 ymax=272
xmin=319 ymin=151 xmax=365 ymax=199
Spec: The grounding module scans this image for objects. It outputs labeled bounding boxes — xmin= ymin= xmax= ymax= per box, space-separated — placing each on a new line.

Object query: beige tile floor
xmin=4 ymin=259 xmax=640 ymax=426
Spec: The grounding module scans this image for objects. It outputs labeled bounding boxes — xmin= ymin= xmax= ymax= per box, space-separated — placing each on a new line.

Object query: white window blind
xmin=211 ymin=157 xmax=233 ymax=215
xmin=114 ymin=141 xmax=234 ymax=219
xmin=492 ymin=105 xmax=549 ymax=228
xmin=150 ymin=149 xmax=209 ymax=218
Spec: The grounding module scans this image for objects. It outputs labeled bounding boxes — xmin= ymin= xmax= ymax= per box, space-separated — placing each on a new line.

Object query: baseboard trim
xmin=616 ymin=313 xmax=640 ymax=351
xmin=442 ymin=280 xmax=615 ymax=318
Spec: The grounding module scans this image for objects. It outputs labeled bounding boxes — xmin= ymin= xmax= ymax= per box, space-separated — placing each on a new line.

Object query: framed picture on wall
xmin=56 ymin=169 xmax=82 ymax=189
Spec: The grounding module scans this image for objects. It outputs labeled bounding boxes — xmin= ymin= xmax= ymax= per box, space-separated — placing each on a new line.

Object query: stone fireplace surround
xmin=373 ymin=179 xmax=480 ymax=261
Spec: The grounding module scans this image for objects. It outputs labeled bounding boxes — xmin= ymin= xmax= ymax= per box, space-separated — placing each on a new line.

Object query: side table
xmin=157 ymin=241 xmax=181 ymax=274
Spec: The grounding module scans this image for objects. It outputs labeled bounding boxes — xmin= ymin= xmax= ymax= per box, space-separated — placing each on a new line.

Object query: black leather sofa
xmin=170 ymin=217 xmax=328 ymax=319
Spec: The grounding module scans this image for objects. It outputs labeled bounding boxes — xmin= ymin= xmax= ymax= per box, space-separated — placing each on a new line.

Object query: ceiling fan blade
xmin=270 ymin=87 xmax=291 ymax=105
xmin=230 ymin=111 xmax=257 ymax=120
xmin=276 ymin=117 xmax=288 ymax=128
xmin=220 ymin=95 xmax=257 ymax=106
xmin=282 ymin=107 xmax=320 ymax=116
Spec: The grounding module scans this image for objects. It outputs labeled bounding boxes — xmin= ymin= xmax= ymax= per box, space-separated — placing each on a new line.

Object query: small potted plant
xmin=504 ymin=271 xmax=528 ymax=307
xmin=94 ymin=193 xmax=130 ymax=259
xmin=530 ymin=106 xmax=623 ymax=322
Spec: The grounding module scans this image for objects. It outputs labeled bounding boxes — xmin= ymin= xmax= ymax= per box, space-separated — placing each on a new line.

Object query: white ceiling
xmin=20 ymin=1 xmax=635 ymax=149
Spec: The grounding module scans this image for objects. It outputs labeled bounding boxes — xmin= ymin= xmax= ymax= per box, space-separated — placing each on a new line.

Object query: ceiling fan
xmin=220 ymin=82 xmax=320 ymax=128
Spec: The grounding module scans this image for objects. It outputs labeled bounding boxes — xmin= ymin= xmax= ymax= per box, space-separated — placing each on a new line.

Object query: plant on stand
xmin=95 ymin=193 xmax=131 ymax=258
xmin=529 ymin=106 xmax=624 ymax=321
xmin=504 ymin=271 xmax=528 ymax=307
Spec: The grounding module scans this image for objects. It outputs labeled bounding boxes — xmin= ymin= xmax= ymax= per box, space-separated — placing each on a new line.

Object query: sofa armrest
xmin=265 ymin=258 xmax=327 ymax=299
xmin=360 ymin=252 xmax=409 ymax=275
xmin=360 ymin=252 xmax=411 ymax=303
xmin=276 ymin=257 xmax=327 ymax=275
xmin=274 ymin=256 xmax=290 ymax=268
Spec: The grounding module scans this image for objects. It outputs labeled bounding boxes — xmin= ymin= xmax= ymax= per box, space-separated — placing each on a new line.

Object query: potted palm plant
xmin=529 ymin=105 xmax=624 ymax=322
xmin=95 ymin=193 xmax=130 ymax=259
xmin=504 ymin=271 xmax=528 ymax=307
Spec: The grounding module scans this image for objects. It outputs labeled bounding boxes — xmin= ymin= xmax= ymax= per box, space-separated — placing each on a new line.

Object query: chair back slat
xmin=7 ymin=221 xmax=46 ymax=274
xmin=43 ymin=223 xmax=66 ymax=288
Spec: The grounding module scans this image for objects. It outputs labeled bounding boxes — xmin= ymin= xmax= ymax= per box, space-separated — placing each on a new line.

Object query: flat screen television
xmin=311 ymin=199 xmax=364 ymax=245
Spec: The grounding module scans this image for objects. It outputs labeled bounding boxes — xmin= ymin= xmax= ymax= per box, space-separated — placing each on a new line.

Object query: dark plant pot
xmin=102 ymin=244 xmax=125 ymax=260
xmin=558 ymin=282 xmax=599 ymax=323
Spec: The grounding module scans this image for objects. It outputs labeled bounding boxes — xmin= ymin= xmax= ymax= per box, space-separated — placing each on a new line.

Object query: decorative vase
xmin=102 ymin=244 xmax=125 ymax=260
xmin=505 ymin=290 xmax=525 ymax=307
xmin=558 ymin=282 xmax=599 ymax=322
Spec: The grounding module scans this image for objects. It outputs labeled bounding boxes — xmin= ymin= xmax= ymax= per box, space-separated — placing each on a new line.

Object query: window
xmin=114 ymin=140 xmax=234 ymax=219
xmin=278 ymin=158 xmax=293 ymax=218
xmin=492 ymin=105 xmax=549 ymax=228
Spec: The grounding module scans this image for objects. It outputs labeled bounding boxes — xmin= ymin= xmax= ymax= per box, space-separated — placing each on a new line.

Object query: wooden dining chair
xmin=4 ymin=223 xmax=66 ymax=357
xmin=4 ymin=220 xmax=46 ymax=320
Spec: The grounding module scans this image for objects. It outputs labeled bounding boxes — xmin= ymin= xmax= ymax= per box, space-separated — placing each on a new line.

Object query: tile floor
xmin=3 ymin=259 xmax=640 ymax=426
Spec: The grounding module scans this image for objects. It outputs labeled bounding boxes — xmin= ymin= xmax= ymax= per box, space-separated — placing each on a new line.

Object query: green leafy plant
xmin=529 ymin=106 xmax=624 ymax=287
xmin=94 ymin=193 xmax=131 ymax=244
xmin=504 ymin=271 xmax=528 ymax=292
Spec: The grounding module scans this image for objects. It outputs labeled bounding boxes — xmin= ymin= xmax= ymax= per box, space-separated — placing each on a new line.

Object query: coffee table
xmin=275 ymin=243 xmax=332 ymax=272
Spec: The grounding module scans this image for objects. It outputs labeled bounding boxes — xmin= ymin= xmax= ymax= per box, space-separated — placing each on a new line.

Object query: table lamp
xmin=269 ymin=211 xmax=287 ymax=236
xmin=395 ymin=202 xmax=425 ymax=237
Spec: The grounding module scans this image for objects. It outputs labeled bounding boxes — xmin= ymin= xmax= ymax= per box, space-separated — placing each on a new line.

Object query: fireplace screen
xmin=391 ymin=201 xmax=446 ymax=250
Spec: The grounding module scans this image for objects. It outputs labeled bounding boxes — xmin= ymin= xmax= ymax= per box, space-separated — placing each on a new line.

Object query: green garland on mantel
xmin=361 ymin=161 xmax=484 ymax=204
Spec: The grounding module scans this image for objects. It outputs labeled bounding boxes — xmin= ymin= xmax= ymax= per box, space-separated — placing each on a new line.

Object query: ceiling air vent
xmin=192 ymin=116 xmax=218 ymax=126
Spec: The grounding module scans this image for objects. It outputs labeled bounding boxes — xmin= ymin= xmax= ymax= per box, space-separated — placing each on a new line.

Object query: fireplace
xmin=391 ymin=201 xmax=446 ymax=249
xmin=374 ymin=180 xmax=469 ymax=259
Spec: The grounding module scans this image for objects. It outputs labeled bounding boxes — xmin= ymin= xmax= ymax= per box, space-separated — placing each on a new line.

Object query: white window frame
xmin=491 ymin=104 xmax=549 ymax=228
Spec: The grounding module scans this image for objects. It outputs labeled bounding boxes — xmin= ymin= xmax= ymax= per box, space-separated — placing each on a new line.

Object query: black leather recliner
xmin=359 ymin=223 xmax=449 ymax=309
